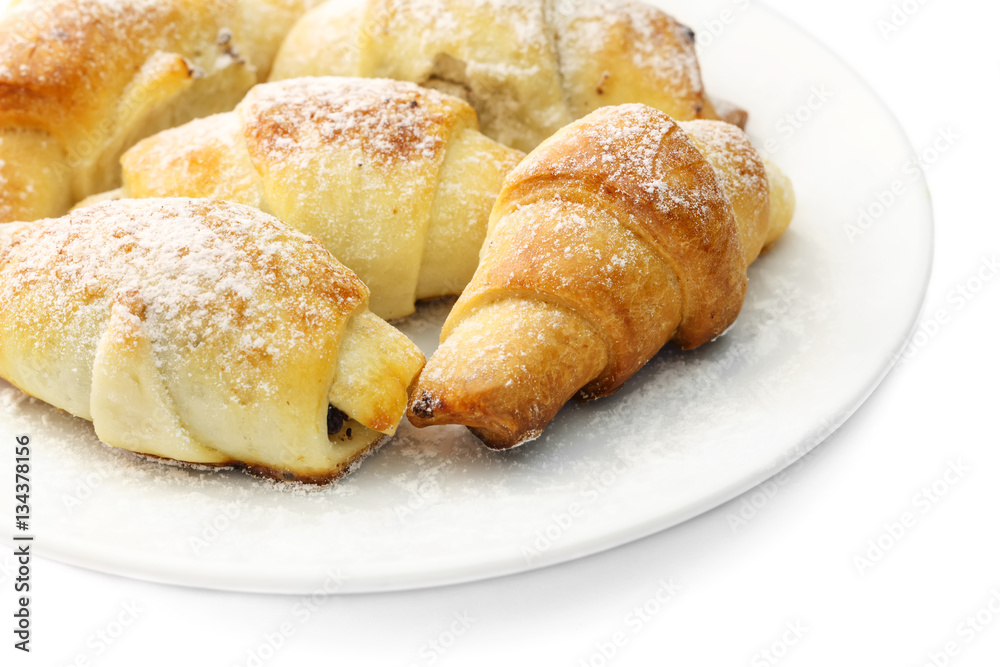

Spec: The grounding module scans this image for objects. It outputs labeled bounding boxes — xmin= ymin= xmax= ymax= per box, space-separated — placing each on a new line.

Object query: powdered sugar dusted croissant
xmin=269 ymin=0 xmax=743 ymax=153
xmin=407 ymin=104 xmax=794 ymax=449
xmin=0 ymin=198 xmax=424 ymax=482
xmin=99 ymin=76 xmax=523 ymax=321
xmin=0 ymin=0 xmax=317 ymax=223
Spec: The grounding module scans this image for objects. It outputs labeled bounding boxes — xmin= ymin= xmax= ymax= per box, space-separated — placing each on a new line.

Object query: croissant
xmin=96 ymin=76 xmax=523 ymax=321
xmin=269 ymin=0 xmax=744 ymax=153
xmin=0 ymin=198 xmax=425 ymax=483
xmin=407 ymin=104 xmax=795 ymax=450
xmin=0 ymin=0 xmax=317 ymax=223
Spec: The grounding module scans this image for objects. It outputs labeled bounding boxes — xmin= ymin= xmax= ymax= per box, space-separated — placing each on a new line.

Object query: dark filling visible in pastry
xmin=326 ymin=405 xmax=349 ymax=435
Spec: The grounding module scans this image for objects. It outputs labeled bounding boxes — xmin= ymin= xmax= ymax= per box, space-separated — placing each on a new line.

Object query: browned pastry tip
xmin=408 ymin=297 xmax=608 ymax=449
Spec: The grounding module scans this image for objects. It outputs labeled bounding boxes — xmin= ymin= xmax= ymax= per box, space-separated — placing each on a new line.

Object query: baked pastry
xmin=0 ymin=198 xmax=425 ymax=483
xmin=269 ymin=0 xmax=744 ymax=153
xmin=407 ymin=104 xmax=795 ymax=450
xmin=93 ymin=76 xmax=523 ymax=321
xmin=0 ymin=0 xmax=317 ymax=223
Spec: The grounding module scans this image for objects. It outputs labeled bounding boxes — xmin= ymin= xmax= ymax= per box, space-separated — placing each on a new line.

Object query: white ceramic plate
xmin=0 ymin=1 xmax=932 ymax=593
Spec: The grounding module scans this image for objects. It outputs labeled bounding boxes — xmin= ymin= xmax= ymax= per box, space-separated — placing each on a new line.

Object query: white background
xmin=4 ymin=0 xmax=1000 ymax=665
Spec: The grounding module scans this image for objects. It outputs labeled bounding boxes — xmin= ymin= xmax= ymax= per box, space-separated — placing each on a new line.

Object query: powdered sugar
xmin=557 ymin=0 xmax=701 ymax=93
xmin=0 ymin=0 xmax=280 ymax=222
xmin=278 ymin=0 xmax=708 ymax=152
xmin=684 ymin=119 xmax=768 ymax=203
xmin=519 ymin=105 xmax=727 ymax=236
xmin=0 ymin=198 xmax=364 ymax=399
xmin=381 ymin=0 xmax=550 ymax=49
xmin=0 ymin=0 xmax=208 ymax=100
xmin=239 ymin=77 xmax=461 ymax=166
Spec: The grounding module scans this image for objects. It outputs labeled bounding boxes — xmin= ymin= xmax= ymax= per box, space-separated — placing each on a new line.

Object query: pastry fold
xmin=0 ymin=0 xmax=317 ymax=222
xmin=98 ymin=76 xmax=523 ymax=320
xmin=0 ymin=198 xmax=424 ymax=482
xmin=269 ymin=0 xmax=742 ymax=153
xmin=407 ymin=105 xmax=795 ymax=449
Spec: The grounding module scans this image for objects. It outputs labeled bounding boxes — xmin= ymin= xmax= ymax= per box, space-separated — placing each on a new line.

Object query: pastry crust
xmin=408 ymin=105 xmax=795 ymax=449
xmin=114 ymin=76 xmax=523 ymax=320
xmin=0 ymin=0 xmax=317 ymax=222
xmin=270 ymin=0 xmax=739 ymax=153
xmin=0 ymin=198 xmax=424 ymax=482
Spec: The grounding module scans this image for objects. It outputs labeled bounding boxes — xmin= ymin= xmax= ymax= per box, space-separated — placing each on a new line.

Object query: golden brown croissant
xmin=0 ymin=0 xmax=317 ymax=223
xmin=0 ymin=198 xmax=424 ymax=483
xmin=95 ymin=76 xmax=522 ymax=321
xmin=407 ymin=104 xmax=795 ymax=450
xmin=269 ymin=0 xmax=743 ymax=153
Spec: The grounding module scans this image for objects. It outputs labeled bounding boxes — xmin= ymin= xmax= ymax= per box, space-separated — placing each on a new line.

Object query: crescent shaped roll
xmin=0 ymin=198 xmax=425 ymax=483
xmin=101 ymin=76 xmax=523 ymax=321
xmin=407 ymin=104 xmax=795 ymax=450
xmin=0 ymin=0 xmax=317 ymax=223
xmin=269 ymin=0 xmax=743 ymax=153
